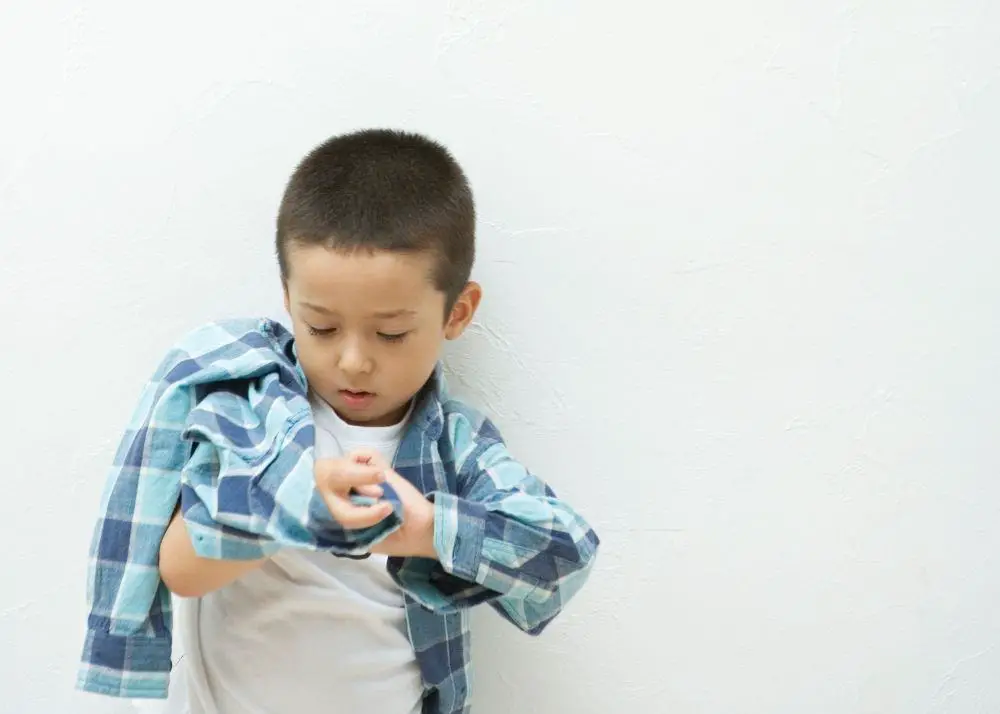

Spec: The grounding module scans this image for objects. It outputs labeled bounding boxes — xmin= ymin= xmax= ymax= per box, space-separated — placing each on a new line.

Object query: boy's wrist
xmin=412 ymin=499 xmax=438 ymax=560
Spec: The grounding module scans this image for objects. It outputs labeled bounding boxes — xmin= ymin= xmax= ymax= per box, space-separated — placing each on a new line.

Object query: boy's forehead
xmin=286 ymin=245 xmax=442 ymax=313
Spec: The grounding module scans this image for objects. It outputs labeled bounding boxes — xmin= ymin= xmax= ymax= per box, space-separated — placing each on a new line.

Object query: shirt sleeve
xmin=78 ymin=319 xmax=407 ymax=700
xmin=392 ymin=416 xmax=600 ymax=635
xmin=179 ymin=383 xmax=404 ymax=560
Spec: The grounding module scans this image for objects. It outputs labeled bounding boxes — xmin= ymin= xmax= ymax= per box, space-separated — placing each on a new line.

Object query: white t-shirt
xmin=163 ymin=396 xmax=423 ymax=714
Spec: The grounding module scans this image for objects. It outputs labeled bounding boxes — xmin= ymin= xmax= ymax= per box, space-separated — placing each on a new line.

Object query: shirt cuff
xmin=431 ymin=491 xmax=487 ymax=583
xmin=385 ymin=492 xmax=499 ymax=612
xmin=77 ymin=629 xmax=171 ymax=699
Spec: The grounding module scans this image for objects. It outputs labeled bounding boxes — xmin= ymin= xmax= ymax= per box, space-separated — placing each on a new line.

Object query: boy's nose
xmin=336 ymin=340 xmax=373 ymax=375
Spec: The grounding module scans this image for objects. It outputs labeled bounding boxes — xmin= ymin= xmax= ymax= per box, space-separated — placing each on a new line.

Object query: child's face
xmin=283 ymin=244 xmax=480 ymax=426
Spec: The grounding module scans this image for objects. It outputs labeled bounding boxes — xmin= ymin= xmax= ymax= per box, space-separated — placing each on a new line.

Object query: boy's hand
xmin=349 ymin=450 xmax=438 ymax=560
xmin=314 ymin=456 xmax=394 ymax=529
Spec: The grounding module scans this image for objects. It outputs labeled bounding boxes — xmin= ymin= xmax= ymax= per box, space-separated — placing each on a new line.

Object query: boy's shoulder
xmin=148 ymin=317 xmax=296 ymax=384
xmin=170 ymin=317 xmax=297 ymax=357
xmin=169 ymin=317 xmax=289 ymax=353
xmin=431 ymin=382 xmax=506 ymax=456
xmin=439 ymin=396 xmax=498 ymax=436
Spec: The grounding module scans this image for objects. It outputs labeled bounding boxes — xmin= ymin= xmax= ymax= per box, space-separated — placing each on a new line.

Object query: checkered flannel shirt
xmin=78 ymin=318 xmax=600 ymax=714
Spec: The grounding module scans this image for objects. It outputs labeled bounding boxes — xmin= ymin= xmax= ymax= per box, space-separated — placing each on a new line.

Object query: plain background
xmin=2 ymin=2 xmax=999 ymax=713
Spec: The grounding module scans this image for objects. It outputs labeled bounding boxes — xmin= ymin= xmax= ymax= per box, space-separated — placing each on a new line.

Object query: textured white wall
xmin=2 ymin=2 xmax=998 ymax=713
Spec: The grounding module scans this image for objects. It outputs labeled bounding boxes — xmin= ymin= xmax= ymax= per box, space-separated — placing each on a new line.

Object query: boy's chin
xmin=334 ymin=397 xmax=410 ymax=428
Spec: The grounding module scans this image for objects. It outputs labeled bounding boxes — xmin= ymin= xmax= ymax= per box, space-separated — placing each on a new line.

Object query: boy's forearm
xmin=435 ymin=440 xmax=599 ymax=629
xmin=392 ymin=435 xmax=599 ymax=633
xmin=159 ymin=510 xmax=268 ymax=598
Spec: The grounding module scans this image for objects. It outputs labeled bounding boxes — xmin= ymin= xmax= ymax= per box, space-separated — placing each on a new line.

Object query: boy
xmin=80 ymin=129 xmax=598 ymax=714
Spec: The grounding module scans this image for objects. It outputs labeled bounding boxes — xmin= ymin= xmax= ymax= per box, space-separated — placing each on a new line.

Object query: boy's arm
xmin=164 ymin=455 xmax=396 ymax=597
xmin=431 ymin=437 xmax=600 ymax=634
xmin=181 ymin=406 xmax=404 ymax=560
xmin=159 ymin=508 xmax=268 ymax=598
xmin=390 ymin=413 xmax=599 ymax=635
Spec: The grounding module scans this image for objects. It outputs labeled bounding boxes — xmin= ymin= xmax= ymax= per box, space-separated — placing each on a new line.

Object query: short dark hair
xmin=276 ymin=129 xmax=475 ymax=308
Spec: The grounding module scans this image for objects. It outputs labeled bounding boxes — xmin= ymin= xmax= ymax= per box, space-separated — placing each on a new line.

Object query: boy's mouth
xmin=339 ymin=389 xmax=376 ymax=407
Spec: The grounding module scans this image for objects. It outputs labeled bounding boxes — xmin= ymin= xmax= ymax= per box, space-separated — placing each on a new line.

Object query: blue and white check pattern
xmin=78 ymin=318 xmax=600 ymax=714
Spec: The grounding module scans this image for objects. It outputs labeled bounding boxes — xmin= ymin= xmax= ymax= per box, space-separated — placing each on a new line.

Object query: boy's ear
xmin=282 ymin=284 xmax=291 ymax=314
xmin=444 ymin=282 xmax=482 ymax=340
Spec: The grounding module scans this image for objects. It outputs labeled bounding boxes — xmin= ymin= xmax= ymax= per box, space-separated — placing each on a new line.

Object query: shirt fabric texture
xmin=168 ymin=394 xmax=422 ymax=714
xmin=78 ymin=318 xmax=600 ymax=714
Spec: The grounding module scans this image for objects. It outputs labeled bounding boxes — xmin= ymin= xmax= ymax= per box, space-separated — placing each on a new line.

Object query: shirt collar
xmin=409 ymin=363 xmax=446 ymax=440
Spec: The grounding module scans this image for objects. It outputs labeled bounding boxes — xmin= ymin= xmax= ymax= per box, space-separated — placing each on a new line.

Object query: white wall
xmin=2 ymin=2 xmax=998 ymax=712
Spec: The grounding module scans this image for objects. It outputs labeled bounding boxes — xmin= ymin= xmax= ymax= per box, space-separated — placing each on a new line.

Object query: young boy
xmin=81 ymin=129 xmax=598 ymax=714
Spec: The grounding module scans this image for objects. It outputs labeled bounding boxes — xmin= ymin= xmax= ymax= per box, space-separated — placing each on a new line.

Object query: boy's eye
xmin=307 ymin=325 xmax=338 ymax=337
xmin=377 ymin=332 xmax=409 ymax=343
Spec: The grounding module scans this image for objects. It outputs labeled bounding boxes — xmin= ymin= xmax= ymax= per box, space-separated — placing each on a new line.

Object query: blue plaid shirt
xmin=78 ymin=318 xmax=599 ymax=714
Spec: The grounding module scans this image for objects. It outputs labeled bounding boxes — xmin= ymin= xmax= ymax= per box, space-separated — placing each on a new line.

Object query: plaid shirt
xmin=78 ymin=318 xmax=600 ymax=714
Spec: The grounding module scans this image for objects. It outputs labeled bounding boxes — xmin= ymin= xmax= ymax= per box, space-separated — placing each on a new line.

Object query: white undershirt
xmin=164 ymin=396 xmax=423 ymax=714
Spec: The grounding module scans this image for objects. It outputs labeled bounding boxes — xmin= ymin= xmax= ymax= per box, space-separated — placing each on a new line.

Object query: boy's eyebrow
xmin=300 ymin=302 xmax=415 ymax=319
xmin=301 ymin=302 xmax=336 ymax=315
xmin=372 ymin=308 xmax=417 ymax=319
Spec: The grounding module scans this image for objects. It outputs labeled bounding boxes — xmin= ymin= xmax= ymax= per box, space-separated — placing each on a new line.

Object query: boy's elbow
xmin=574 ymin=530 xmax=600 ymax=572
xmin=158 ymin=510 xmax=265 ymax=598
xmin=548 ymin=526 xmax=600 ymax=580
xmin=522 ymin=534 xmax=599 ymax=614
xmin=160 ymin=570 xmax=206 ymax=599
xmin=159 ymin=512 xmax=203 ymax=597
xmin=159 ymin=544 xmax=266 ymax=598
xmin=158 ymin=541 xmax=211 ymax=598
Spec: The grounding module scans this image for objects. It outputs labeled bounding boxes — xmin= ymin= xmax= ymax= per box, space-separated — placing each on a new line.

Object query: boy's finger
xmin=338 ymin=462 xmax=387 ymax=486
xmin=326 ymin=497 xmax=393 ymax=529
xmin=353 ymin=484 xmax=384 ymax=498
xmin=317 ymin=461 xmax=384 ymax=490
xmin=350 ymin=449 xmax=390 ymax=469
xmin=380 ymin=469 xmax=413 ymax=494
